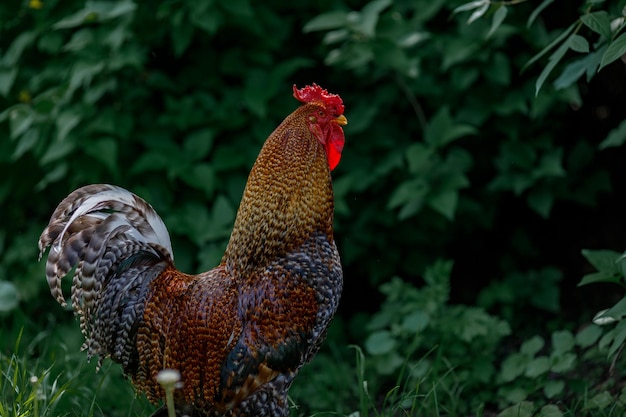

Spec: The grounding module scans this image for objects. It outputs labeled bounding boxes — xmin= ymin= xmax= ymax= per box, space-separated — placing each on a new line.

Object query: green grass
xmin=3 ymin=326 xmax=626 ymax=417
xmin=289 ymin=341 xmax=626 ymax=417
xmin=0 ymin=328 xmax=154 ymax=417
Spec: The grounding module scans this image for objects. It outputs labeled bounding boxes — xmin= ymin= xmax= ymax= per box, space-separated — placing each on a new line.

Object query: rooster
xmin=38 ymin=84 xmax=347 ymax=416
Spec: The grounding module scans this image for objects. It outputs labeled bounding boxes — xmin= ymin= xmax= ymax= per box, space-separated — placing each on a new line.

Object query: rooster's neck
xmin=221 ymin=108 xmax=335 ymax=276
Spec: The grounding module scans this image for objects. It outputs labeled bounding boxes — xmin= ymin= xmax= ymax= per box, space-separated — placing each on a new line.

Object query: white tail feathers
xmin=38 ymin=184 xmax=173 ymax=364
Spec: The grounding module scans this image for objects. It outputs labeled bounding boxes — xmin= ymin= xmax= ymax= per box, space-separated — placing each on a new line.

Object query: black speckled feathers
xmin=38 ymin=86 xmax=346 ymax=416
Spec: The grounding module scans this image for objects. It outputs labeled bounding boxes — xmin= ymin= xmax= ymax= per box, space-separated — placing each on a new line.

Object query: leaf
xmin=524 ymin=22 xmax=576 ymax=73
xmin=396 ymin=198 xmax=423 ymax=220
xmin=84 ymin=79 xmax=117 ymax=104
xmin=576 ymin=325 xmax=603 ymax=348
xmin=103 ymin=23 xmax=128 ymax=50
xmin=11 ymin=128 xmax=39 ymax=160
xmin=600 ymin=32 xmax=626 ymax=70
xmin=552 ymin=330 xmax=575 ymax=353
xmin=171 ymin=22 xmax=194 ymax=56
xmin=568 ymin=34 xmax=589 ymax=53
xmin=527 ymin=187 xmax=553 ymax=218
xmin=168 ymin=203 xmax=211 ymax=245
xmin=131 ymin=152 xmax=172 ymax=174
xmin=497 ymin=401 xmax=534 ymax=417
xmin=424 ymin=108 xmax=475 ymax=147
xmin=323 ymin=29 xmax=350 ymax=45
xmin=2 ymin=31 xmax=37 ymax=66
xmin=63 ymin=28 xmax=95 ymax=52
xmin=38 ymin=32 xmax=64 ymax=54
xmin=603 ymin=299 xmax=626 ymax=323
xmin=581 ymin=249 xmax=622 ymax=273
xmin=520 ymin=335 xmax=544 ymax=356
xmin=487 ymin=6 xmax=508 ymax=38
xmin=358 ymin=0 xmax=392 ymax=37
xmin=444 ymin=124 xmax=477 ymax=146
xmin=211 ymin=194 xmax=236 ymax=228
xmin=441 ymin=39 xmax=480 ymax=70
xmin=611 ymin=321 xmax=626 ymax=359
xmin=553 ymin=58 xmax=587 ymax=90
xmin=527 ymin=0 xmax=554 ymax=28
xmin=8 ymin=105 xmax=34 ymax=140
xmin=0 ymin=67 xmax=18 ymax=97
xmin=303 ymin=11 xmax=348 ymax=32
xmin=543 ymin=382 xmax=565 ymax=401
xmin=428 ymin=190 xmax=458 ymax=220
xmin=53 ymin=1 xmax=136 ymax=29
xmin=56 ymin=110 xmax=81 ymax=142
xmin=36 ymin=163 xmax=67 ymax=191
xmin=53 ymin=9 xmax=97 ymax=29
xmin=184 ymin=128 xmax=215 ymax=161
xmin=365 ymin=330 xmax=396 ymax=355
xmin=398 ymin=32 xmax=429 ymax=48
xmin=405 ymin=143 xmax=432 ymax=173
xmin=581 ymin=10 xmax=612 ymax=40
xmin=180 ymin=163 xmax=215 ymax=195
xmin=594 ymin=309 xmax=620 ymax=326
xmin=453 ymin=0 xmax=489 ymax=14
xmin=220 ymin=0 xmax=253 ymax=18
xmin=554 ymin=51 xmax=601 ymax=90
xmin=550 ymin=352 xmax=576 ymax=372
xmin=190 ymin=6 xmax=221 ymax=35
xmin=69 ymin=60 xmax=105 ymax=92
xmin=524 ymin=32 xmax=589 ymax=96
xmin=102 ymin=0 xmax=137 ymax=19
xmin=0 ymin=281 xmax=19 ymax=312
xmin=193 ymin=210 xmax=230 ymax=243
xmin=598 ymin=327 xmax=616 ymax=351
xmin=578 ymin=271 xmax=621 ymax=286
xmin=534 ymin=148 xmax=565 ymax=178
xmin=500 ymin=353 xmax=527 ymax=382
xmin=82 ymin=137 xmax=118 ymax=174
xmin=525 ymin=356 xmax=550 ymax=378
xmin=425 ymin=107 xmax=452 ymax=146
xmin=620 ymin=386 xmax=626 ymax=405
xmin=535 ymin=35 xmax=572 ymax=95
xmin=387 ymin=178 xmax=427 ymax=210
xmin=400 ymin=310 xmax=430 ymax=332
xmin=40 ymin=138 xmax=76 ymax=165
xmin=443 ymin=148 xmax=473 ymax=176
xmin=467 ymin=1 xmax=490 ymax=25
xmin=586 ymin=391 xmax=614 ymax=410
xmin=599 ymin=118 xmax=626 ymax=150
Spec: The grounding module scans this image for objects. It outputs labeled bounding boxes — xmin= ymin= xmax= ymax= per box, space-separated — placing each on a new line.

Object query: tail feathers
xmin=38 ymin=184 xmax=173 ymax=363
xmin=95 ymin=251 xmax=167 ymax=371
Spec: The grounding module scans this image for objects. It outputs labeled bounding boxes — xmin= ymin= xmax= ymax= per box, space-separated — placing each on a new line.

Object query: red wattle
xmin=327 ymin=124 xmax=345 ymax=171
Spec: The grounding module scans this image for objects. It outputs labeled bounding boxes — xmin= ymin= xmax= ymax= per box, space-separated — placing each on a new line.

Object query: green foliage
xmin=456 ymin=0 xmax=626 ymax=95
xmin=292 ymin=260 xmax=626 ymax=416
xmin=478 ymin=267 xmax=563 ymax=325
xmin=359 ymin=260 xmax=511 ymax=414
xmin=2 ymin=0 xmax=626 ymax=415
xmin=387 ymin=108 xmax=474 ymax=220
xmin=580 ymin=249 xmax=626 ymax=366
xmin=579 ymin=249 xmax=626 ymax=287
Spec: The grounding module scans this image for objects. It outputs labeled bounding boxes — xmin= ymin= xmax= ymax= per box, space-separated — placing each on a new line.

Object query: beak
xmin=333 ymin=115 xmax=348 ymax=126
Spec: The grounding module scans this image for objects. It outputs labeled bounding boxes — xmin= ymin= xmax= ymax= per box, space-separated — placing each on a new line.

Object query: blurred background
xmin=2 ymin=0 xmax=626 ymax=416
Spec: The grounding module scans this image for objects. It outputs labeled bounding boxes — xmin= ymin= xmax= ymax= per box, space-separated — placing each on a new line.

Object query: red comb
xmin=293 ymin=84 xmax=344 ymax=116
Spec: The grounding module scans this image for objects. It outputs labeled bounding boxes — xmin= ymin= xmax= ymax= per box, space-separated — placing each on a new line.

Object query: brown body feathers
xmin=38 ymin=85 xmax=346 ymax=416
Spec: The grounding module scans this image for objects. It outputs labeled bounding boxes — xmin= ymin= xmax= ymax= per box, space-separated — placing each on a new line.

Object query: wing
xmin=218 ymin=263 xmax=319 ymax=410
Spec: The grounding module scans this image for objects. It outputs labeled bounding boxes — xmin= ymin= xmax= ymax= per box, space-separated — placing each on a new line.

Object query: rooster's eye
xmin=318 ymin=110 xmax=325 ymax=118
